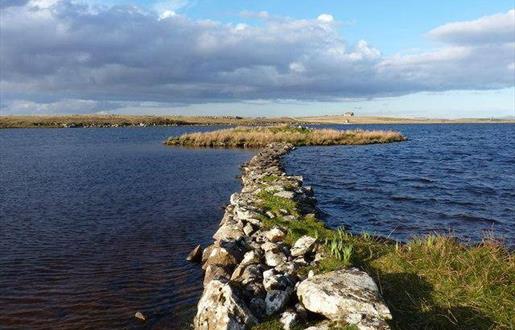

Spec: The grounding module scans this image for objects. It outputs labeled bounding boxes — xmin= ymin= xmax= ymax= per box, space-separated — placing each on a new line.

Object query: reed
xmin=165 ymin=126 xmax=406 ymax=147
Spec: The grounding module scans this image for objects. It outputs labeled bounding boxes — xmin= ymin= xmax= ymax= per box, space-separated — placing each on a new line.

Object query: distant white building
xmin=343 ymin=112 xmax=354 ymax=117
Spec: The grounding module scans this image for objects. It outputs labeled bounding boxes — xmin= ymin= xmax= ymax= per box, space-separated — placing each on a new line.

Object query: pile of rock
xmin=189 ymin=143 xmax=391 ymax=330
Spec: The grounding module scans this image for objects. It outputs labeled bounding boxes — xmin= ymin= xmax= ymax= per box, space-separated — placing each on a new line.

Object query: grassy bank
xmin=298 ymin=115 xmax=515 ymax=125
xmin=165 ymin=126 xmax=406 ymax=147
xmin=0 ymin=115 xmax=296 ymax=129
xmin=255 ymin=179 xmax=514 ymax=330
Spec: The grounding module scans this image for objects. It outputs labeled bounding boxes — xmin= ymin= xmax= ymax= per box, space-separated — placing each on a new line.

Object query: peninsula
xmin=171 ymin=126 xmax=512 ymax=330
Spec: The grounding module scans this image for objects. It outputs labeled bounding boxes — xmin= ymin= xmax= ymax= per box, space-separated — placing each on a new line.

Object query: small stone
xmin=266 ymin=211 xmax=275 ymax=219
xmin=243 ymin=223 xmax=255 ymax=236
xmin=274 ymin=191 xmax=295 ymax=199
xmin=261 ymin=241 xmax=279 ymax=252
xmin=186 ymin=245 xmax=202 ymax=262
xmin=134 ymin=311 xmax=146 ymax=321
xmin=240 ymin=250 xmax=261 ymax=266
xmin=290 ymin=236 xmax=317 ymax=257
xmin=265 ymin=250 xmax=287 ymax=267
xmin=264 ymin=227 xmax=286 ymax=242
xmin=280 ymin=310 xmax=299 ymax=330
xmin=308 ymin=270 xmax=315 ymax=278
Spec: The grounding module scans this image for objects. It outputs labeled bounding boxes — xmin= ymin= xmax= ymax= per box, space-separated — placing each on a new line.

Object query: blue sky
xmin=0 ymin=0 xmax=514 ymax=117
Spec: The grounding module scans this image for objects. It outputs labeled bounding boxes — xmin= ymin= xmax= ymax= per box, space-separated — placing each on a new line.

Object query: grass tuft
xmin=165 ymin=125 xmax=406 ymax=148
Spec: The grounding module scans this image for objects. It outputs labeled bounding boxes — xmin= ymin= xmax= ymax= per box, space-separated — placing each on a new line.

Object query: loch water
xmin=0 ymin=124 xmax=513 ymax=329
xmin=285 ymin=124 xmax=514 ymax=246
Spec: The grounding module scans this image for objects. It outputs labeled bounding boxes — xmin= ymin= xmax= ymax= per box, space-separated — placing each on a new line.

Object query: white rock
xmin=194 ymin=280 xmax=258 ymax=330
xmin=134 ymin=311 xmax=146 ymax=321
xmin=274 ymin=191 xmax=295 ymax=199
xmin=265 ymin=250 xmax=287 ymax=267
xmin=264 ymin=227 xmax=286 ymax=242
xmin=243 ymin=223 xmax=255 ymax=236
xmin=240 ymin=250 xmax=260 ymax=267
xmin=280 ymin=310 xmax=298 ymax=330
xmin=297 ymin=268 xmax=392 ymax=326
xmin=213 ymin=223 xmax=244 ymax=242
xmin=290 ymin=236 xmax=317 ymax=257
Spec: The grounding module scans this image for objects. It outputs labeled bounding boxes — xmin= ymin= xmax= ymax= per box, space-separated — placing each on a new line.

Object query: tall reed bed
xmin=165 ymin=126 xmax=406 ymax=147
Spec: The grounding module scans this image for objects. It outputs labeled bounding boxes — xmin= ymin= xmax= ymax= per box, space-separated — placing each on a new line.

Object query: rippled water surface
xmin=285 ymin=124 xmax=515 ymax=246
xmin=1 ymin=124 xmax=514 ymax=329
xmin=0 ymin=127 xmax=253 ymax=329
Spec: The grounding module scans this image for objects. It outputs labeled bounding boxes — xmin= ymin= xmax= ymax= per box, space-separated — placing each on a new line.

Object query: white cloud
xmin=317 ymin=14 xmax=334 ymax=23
xmin=428 ymin=9 xmax=515 ymax=45
xmin=0 ymin=2 xmax=513 ymax=114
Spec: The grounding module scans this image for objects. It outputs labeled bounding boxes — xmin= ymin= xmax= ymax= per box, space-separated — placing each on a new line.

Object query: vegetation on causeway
xmin=165 ymin=125 xmax=406 ymax=147
xmin=255 ymin=184 xmax=514 ymax=330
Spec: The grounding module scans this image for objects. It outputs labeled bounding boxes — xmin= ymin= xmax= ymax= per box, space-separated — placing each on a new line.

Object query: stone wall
xmin=188 ymin=143 xmax=391 ymax=330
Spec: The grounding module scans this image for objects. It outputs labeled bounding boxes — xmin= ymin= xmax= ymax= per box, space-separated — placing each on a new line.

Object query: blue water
xmin=285 ymin=124 xmax=515 ymax=246
xmin=1 ymin=124 xmax=513 ymax=329
xmin=0 ymin=127 xmax=253 ymax=329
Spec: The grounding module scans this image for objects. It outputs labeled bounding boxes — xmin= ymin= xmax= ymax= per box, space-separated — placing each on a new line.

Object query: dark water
xmin=1 ymin=124 xmax=514 ymax=329
xmin=0 ymin=127 xmax=253 ymax=329
xmin=285 ymin=124 xmax=515 ymax=246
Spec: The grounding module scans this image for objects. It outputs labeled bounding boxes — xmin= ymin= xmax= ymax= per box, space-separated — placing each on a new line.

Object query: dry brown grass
xmin=165 ymin=126 xmax=406 ymax=147
xmin=0 ymin=115 xmax=296 ymax=129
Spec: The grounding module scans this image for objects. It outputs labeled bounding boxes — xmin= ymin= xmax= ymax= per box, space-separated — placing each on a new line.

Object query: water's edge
xmin=191 ymin=143 xmax=391 ymax=329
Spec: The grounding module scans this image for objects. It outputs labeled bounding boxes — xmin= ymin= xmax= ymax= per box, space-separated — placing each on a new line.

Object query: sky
xmin=1 ymin=0 xmax=514 ymax=117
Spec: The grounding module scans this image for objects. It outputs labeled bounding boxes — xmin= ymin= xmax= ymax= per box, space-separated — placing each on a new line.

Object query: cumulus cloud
xmin=0 ymin=1 xmax=513 ymax=114
xmin=428 ymin=9 xmax=515 ymax=45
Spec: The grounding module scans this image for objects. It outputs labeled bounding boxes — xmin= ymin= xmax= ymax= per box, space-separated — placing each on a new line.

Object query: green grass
xmin=254 ymin=190 xmax=514 ymax=329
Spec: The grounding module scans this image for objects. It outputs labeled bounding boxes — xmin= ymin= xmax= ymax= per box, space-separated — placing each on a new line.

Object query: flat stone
xmin=265 ymin=250 xmax=287 ymax=267
xmin=274 ymin=191 xmax=295 ymax=199
xmin=203 ymin=264 xmax=230 ymax=286
xmin=290 ymin=236 xmax=317 ymax=257
xmin=194 ymin=280 xmax=258 ymax=330
xmin=264 ymin=227 xmax=286 ymax=242
xmin=243 ymin=223 xmax=255 ymax=236
xmin=213 ymin=223 xmax=245 ymax=242
xmin=240 ymin=250 xmax=261 ymax=267
xmin=297 ymin=268 xmax=392 ymax=326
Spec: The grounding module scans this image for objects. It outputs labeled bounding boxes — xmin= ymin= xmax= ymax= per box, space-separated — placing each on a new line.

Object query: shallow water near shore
xmin=0 ymin=127 xmax=253 ymax=329
xmin=0 ymin=124 xmax=514 ymax=329
xmin=285 ymin=124 xmax=515 ymax=246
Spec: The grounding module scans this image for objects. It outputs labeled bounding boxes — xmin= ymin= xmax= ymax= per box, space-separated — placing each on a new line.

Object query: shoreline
xmin=1 ymin=115 xmax=514 ymax=129
xmin=191 ymin=142 xmax=392 ymax=329
xmin=180 ymin=130 xmax=512 ymax=329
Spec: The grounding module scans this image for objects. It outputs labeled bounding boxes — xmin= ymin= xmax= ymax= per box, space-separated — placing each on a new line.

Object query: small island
xmin=165 ymin=125 xmax=407 ymax=148
xmin=170 ymin=126 xmax=512 ymax=330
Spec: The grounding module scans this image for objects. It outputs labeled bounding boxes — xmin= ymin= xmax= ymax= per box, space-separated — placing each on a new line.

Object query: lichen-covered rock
xmin=263 ymin=227 xmax=286 ymax=242
xmin=202 ymin=241 xmax=245 ymax=269
xmin=290 ymin=236 xmax=317 ymax=257
xmin=194 ymin=280 xmax=258 ymax=330
xmin=265 ymin=249 xmax=287 ymax=267
xmin=213 ymin=223 xmax=245 ymax=242
xmin=297 ymin=268 xmax=391 ymax=327
xmin=203 ymin=264 xmax=230 ymax=285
